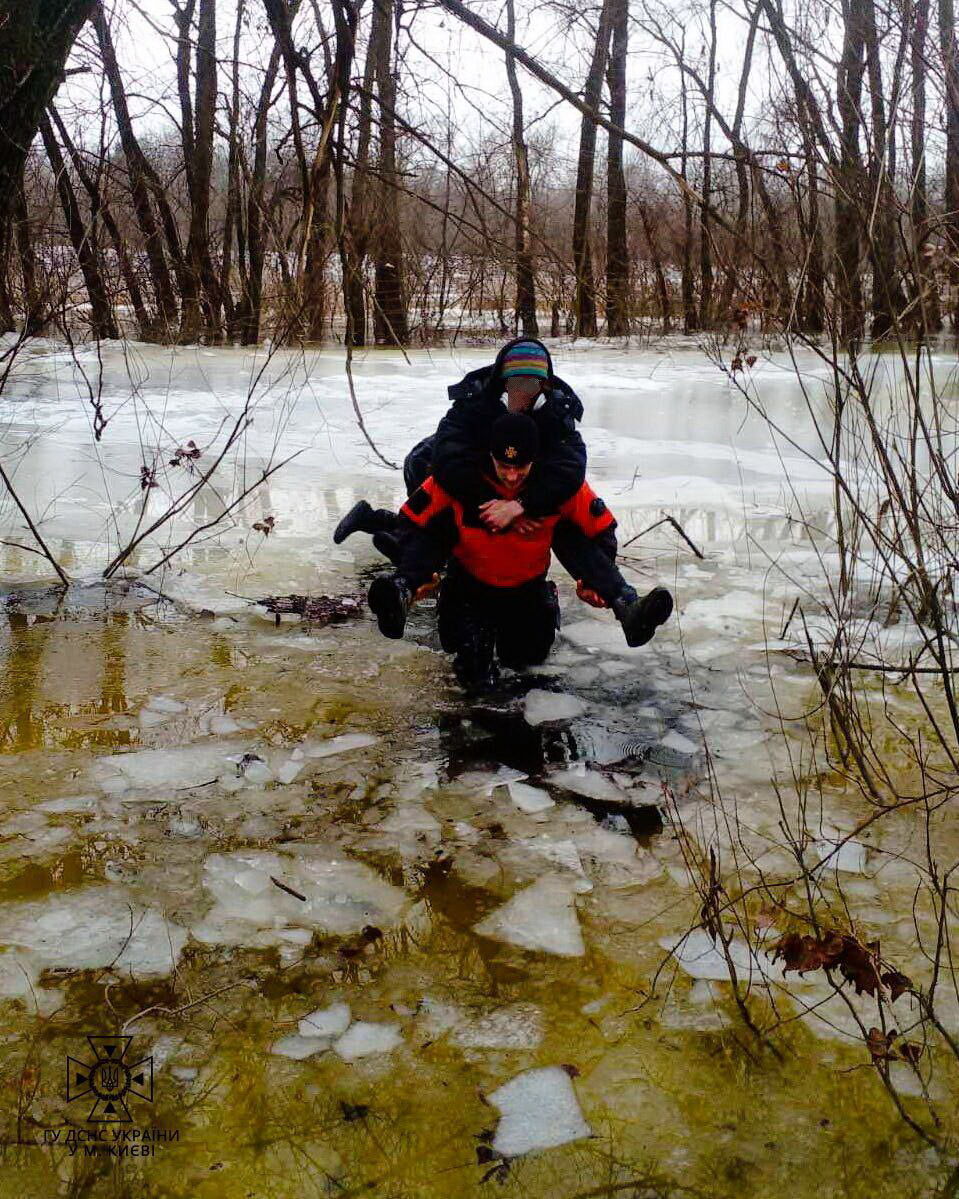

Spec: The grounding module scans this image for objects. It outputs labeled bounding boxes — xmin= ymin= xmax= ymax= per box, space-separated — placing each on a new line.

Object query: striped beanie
xmin=501 ymin=341 xmax=550 ymax=381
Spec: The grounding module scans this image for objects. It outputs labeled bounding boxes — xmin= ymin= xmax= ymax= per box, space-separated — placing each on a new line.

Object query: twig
xmin=344 ymin=345 xmax=399 ymax=470
xmin=0 ymin=460 xmax=70 ymax=585
xmin=622 ymin=513 xmax=705 ymax=558
xmin=271 ymin=876 xmax=307 ymax=902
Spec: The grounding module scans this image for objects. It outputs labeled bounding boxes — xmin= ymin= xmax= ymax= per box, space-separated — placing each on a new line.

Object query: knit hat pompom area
xmin=500 ymin=340 xmax=550 ymax=381
xmin=489 ymin=412 xmax=540 ymax=466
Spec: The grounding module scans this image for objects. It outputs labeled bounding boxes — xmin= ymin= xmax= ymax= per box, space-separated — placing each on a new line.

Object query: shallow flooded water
xmin=1 ymin=338 xmax=957 ymax=1197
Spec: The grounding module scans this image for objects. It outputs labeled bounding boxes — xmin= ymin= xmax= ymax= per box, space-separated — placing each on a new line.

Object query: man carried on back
xmin=367 ymin=413 xmax=673 ymax=691
xmin=335 ymin=337 xmax=671 ymax=648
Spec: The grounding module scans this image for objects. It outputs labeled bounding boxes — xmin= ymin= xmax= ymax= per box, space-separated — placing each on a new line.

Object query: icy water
xmin=0 ymin=339 xmax=957 ymax=1197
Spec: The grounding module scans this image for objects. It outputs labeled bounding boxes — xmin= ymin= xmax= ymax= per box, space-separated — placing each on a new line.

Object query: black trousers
xmin=438 ymin=562 xmax=559 ymax=670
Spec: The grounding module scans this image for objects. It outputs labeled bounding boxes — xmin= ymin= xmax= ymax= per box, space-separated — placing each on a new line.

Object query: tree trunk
xmin=835 ymin=0 xmax=867 ymax=345
xmin=913 ymin=0 xmax=942 ymax=332
xmin=93 ymin=3 xmax=179 ymax=333
xmin=0 ymin=0 xmax=96 ymax=225
xmin=698 ymin=0 xmax=717 ymax=329
xmin=572 ymin=0 xmax=613 ymax=338
xmin=505 ymin=0 xmax=537 ymax=336
xmin=605 ymin=0 xmax=629 ymax=336
xmin=371 ymin=0 xmax=409 ymax=345
xmin=38 ymin=112 xmax=119 ymax=340
xmin=863 ymin=0 xmax=903 ymax=338
xmin=177 ymin=0 xmax=219 ymax=342
xmin=48 ymin=103 xmax=153 ymax=338
xmin=343 ymin=0 xmax=379 ymax=346
xmin=940 ymin=0 xmax=959 ymax=325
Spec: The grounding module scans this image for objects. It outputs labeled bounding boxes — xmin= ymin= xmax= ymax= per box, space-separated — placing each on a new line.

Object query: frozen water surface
xmin=0 ymin=340 xmax=951 ymax=1198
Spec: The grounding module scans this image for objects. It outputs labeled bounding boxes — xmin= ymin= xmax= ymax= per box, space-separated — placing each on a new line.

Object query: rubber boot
xmin=367 ymin=573 xmax=413 ymax=639
xmin=452 ymin=626 xmax=498 ymax=693
xmin=612 ymin=586 xmax=674 ymax=648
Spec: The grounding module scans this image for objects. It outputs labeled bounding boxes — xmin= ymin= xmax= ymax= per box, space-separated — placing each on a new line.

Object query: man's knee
xmin=403 ymin=436 xmax=435 ymax=495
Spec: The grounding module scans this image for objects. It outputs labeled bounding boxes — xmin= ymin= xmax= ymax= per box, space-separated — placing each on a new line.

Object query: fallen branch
xmin=255 ymin=592 xmax=364 ymax=626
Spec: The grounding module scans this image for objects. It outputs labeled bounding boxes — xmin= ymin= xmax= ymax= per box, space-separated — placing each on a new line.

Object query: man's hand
xmin=514 ymin=516 xmax=544 ymax=536
xmin=479 ymin=498 xmax=524 ymax=531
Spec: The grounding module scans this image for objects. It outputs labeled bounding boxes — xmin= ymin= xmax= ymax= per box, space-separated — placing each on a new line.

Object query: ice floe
xmin=488 ymin=1066 xmax=592 ymax=1156
xmin=506 ymin=781 xmax=555 ymax=814
xmin=299 ymin=1001 xmax=352 ymax=1038
xmin=192 ymin=848 xmax=412 ymax=947
xmin=523 ymin=689 xmax=587 ymax=725
xmin=333 ymin=1020 xmax=403 ymax=1061
xmin=474 ymin=875 xmax=585 ymax=957
xmin=0 ymin=888 xmax=187 ymax=999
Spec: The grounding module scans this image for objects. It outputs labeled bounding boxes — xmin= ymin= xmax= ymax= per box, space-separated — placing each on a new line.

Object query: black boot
xmin=368 ymin=573 xmax=413 ymax=639
xmin=612 ymin=586 xmax=674 ymax=648
xmin=334 ymin=500 xmax=397 ymax=545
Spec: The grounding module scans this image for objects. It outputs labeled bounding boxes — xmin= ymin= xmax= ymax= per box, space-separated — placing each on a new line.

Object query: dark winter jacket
xmin=431 ymin=337 xmax=587 ymax=520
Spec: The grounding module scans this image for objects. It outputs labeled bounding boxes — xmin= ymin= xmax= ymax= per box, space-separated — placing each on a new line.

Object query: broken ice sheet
xmin=301 ymin=732 xmax=378 ymax=759
xmin=0 ymin=888 xmax=187 ymax=998
xmin=93 ymin=740 xmax=249 ymax=792
xmin=474 ymin=875 xmax=585 ymax=957
xmin=298 ymin=1001 xmax=351 ymax=1038
xmin=333 ymin=1021 xmax=403 ymax=1061
xmin=507 ymin=781 xmax=555 ymax=814
xmin=488 ymin=1066 xmax=592 ymax=1157
xmin=659 ymin=928 xmax=784 ymax=983
xmin=192 ymin=848 xmax=413 ymax=948
xmin=455 ymin=766 xmax=528 ymax=795
xmin=271 ymin=1034 xmax=330 ymax=1060
xmin=523 ymin=689 xmax=587 ymax=726
xmin=547 ymin=763 xmax=632 ymax=806
xmin=451 ymin=1003 xmax=544 ymax=1050
xmin=810 ymin=827 xmax=868 ymax=875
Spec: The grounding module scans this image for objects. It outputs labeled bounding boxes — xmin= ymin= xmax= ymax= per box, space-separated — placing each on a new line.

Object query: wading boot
xmin=368 ymin=573 xmax=413 ymax=639
xmin=612 ymin=586 xmax=674 ymax=648
xmin=453 ymin=626 xmax=498 ymax=694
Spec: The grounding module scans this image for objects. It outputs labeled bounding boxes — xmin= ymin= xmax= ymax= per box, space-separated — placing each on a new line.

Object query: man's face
xmin=491 ymin=455 xmax=533 ymax=490
xmin=505 ymin=376 xmax=543 ymax=412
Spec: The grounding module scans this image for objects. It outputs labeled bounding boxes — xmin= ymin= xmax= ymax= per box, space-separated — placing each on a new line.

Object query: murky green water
xmin=1 ymin=341 xmax=957 ymax=1197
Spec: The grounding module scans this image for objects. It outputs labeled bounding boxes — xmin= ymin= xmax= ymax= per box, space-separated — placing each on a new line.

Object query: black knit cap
xmin=490 ymin=412 xmax=540 ymax=466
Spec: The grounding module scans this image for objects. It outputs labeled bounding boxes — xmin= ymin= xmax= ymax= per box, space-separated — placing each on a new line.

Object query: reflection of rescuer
xmin=367 ymin=413 xmax=673 ymax=691
xmin=336 ymin=337 xmax=673 ymax=646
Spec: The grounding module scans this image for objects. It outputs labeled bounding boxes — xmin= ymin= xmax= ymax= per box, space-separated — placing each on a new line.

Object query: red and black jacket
xmin=400 ymin=474 xmax=614 ymax=589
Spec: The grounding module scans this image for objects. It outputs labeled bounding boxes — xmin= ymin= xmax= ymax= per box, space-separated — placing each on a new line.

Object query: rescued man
xmin=335 ymin=337 xmax=663 ymax=643
xmin=366 ymin=412 xmax=673 ymax=691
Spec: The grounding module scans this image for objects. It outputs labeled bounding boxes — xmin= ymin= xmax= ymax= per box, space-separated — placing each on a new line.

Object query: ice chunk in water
xmin=658 ymin=729 xmax=698 ymax=755
xmin=548 ymin=764 xmax=632 ymax=805
xmin=518 ymin=836 xmax=589 ymax=886
xmin=507 ymin=781 xmax=555 ymax=814
xmin=194 ymin=849 xmax=410 ymax=947
xmin=275 ymin=757 xmax=305 ymax=785
xmin=271 ymin=1034 xmax=330 ymax=1060
xmin=811 ymin=827 xmax=868 ymax=874
xmin=0 ymin=888 xmax=186 ymax=989
xmin=474 ymin=875 xmax=585 ymax=957
xmin=659 ymin=929 xmax=782 ymax=982
xmin=334 ymin=1021 xmax=403 ymax=1061
xmin=36 ymin=795 xmax=98 ymax=814
xmin=94 ymin=741 xmax=247 ymax=791
xmin=302 ymin=733 xmax=378 ymax=759
xmin=144 ymin=695 xmax=187 ymax=714
xmin=523 ymin=689 xmax=587 ymax=726
xmin=488 ymin=1066 xmax=592 ymax=1156
xmin=456 ymin=766 xmax=528 ymax=795
xmin=298 ymin=1001 xmax=352 ymax=1038
xmin=451 ymin=1004 xmax=543 ymax=1050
